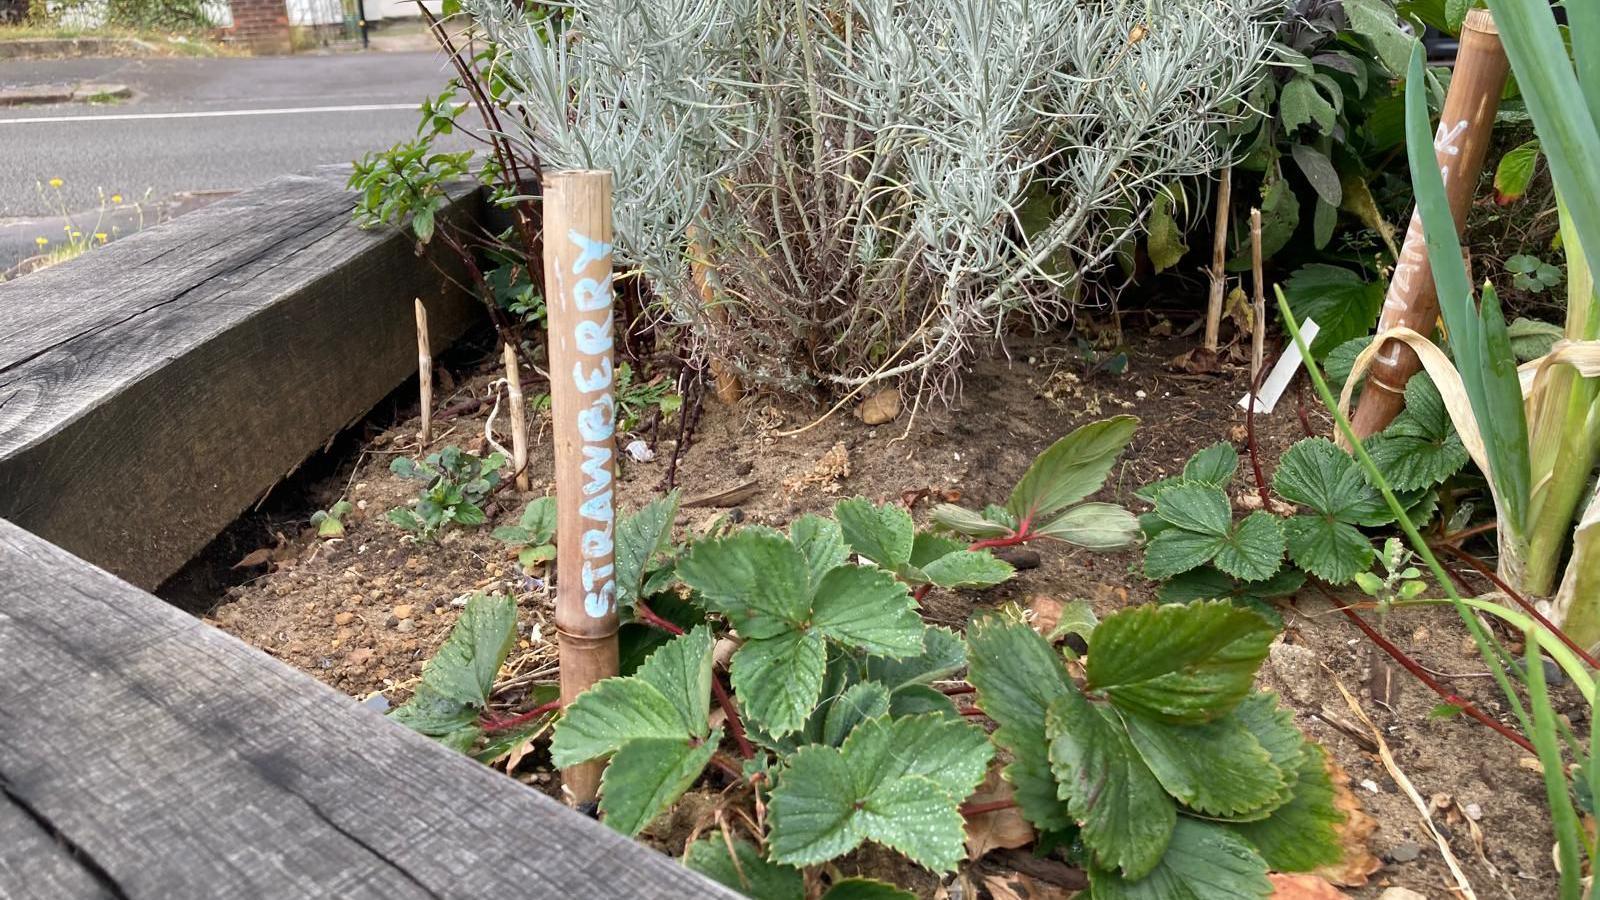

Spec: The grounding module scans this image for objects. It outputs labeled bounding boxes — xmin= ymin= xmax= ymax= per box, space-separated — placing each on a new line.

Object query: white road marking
xmin=0 ymin=103 xmax=423 ymax=125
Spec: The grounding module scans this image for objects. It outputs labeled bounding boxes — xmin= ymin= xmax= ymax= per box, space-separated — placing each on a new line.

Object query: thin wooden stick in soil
xmin=544 ymin=170 xmax=621 ymax=806
xmin=415 ymin=298 xmax=432 ymax=446
xmin=1203 ymin=166 xmax=1232 ymax=353
xmin=1250 ymin=206 xmax=1265 ymax=382
xmin=504 ymin=341 xmax=531 ymax=493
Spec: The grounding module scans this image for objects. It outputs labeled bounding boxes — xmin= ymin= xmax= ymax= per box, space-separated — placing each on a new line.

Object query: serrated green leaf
xmin=1185 ymin=443 xmax=1240 ymax=486
xmin=836 ymin=498 xmax=916 ymax=569
xmin=1143 ymin=529 xmax=1226 ymax=580
xmin=1155 ymin=567 xmax=1304 ymax=609
xmin=768 ymin=715 xmax=991 ymax=871
xmin=1122 ymin=713 xmax=1286 ymax=818
xmin=1007 ymin=416 xmax=1139 ymax=521
xmin=1273 ymin=438 xmax=1390 ymax=526
xmin=599 ymin=732 xmax=720 ymax=836
xmin=792 ymin=514 xmax=849 ymax=592
xmin=634 ymin=625 xmax=714 ymax=737
xmin=866 ymin=626 xmax=966 ymax=690
xmin=1279 ymin=265 xmax=1384 ymax=359
xmin=1226 ymin=745 xmax=1344 ymax=872
xmin=929 ymin=503 xmax=1013 ymax=539
xmin=811 ymin=565 xmax=923 ymax=657
xmin=1154 ymin=483 xmax=1232 ymax=536
xmin=1366 ymin=377 xmax=1470 ymax=491
xmin=517 ymin=544 xmax=556 ymax=568
xmin=616 ymin=491 xmax=681 ymax=610
xmin=1494 ymin=139 xmax=1542 ymax=204
xmin=516 ymin=496 xmax=557 ymax=541
xmin=684 ymin=837 xmax=804 ymax=900
xmin=966 ymin=610 xmax=1074 ymax=831
xmin=823 ymin=682 xmax=892 ymax=746
xmin=1087 ymin=817 xmax=1272 ymax=900
xmin=388 ymin=684 xmax=480 ymax=744
xmin=1034 ymin=503 xmax=1141 ymax=550
xmin=549 ymin=677 xmax=688 ymax=767
xmin=822 ymin=878 xmax=916 ymax=900
xmin=888 ymin=685 xmax=958 ymax=719
xmin=1506 ymin=316 xmax=1562 ymax=362
xmin=732 ymin=629 xmax=828 ymax=738
xmin=1284 ymin=516 xmax=1375 ymax=584
xmin=1213 ymin=512 xmax=1284 ymax=582
xmin=1047 ymin=686 xmax=1175 ymax=879
xmin=908 ymin=532 xmax=963 ymax=568
xmin=678 ymin=528 xmax=812 ymax=638
xmin=417 ymin=593 xmax=516 ymax=707
xmin=920 ymin=548 xmax=1015 ymax=588
xmin=1087 ymin=601 xmax=1276 ymax=723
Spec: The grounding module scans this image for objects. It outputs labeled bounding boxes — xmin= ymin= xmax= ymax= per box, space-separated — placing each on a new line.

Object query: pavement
xmin=0 ymin=51 xmax=468 ymax=272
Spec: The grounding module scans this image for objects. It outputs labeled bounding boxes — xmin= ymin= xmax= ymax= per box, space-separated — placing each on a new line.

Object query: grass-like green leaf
xmin=1047 ymin=685 xmax=1175 ymax=879
xmin=1087 ymin=601 xmax=1276 ymax=723
xmin=965 ymin=609 xmax=1074 ymax=831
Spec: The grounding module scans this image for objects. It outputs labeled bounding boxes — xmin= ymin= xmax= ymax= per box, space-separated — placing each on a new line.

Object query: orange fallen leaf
xmin=233 ymin=547 xmax=275 ymax=568
xmin=1028 ymin=595 xmax=1064 ymax=638
xmin=1268 ymin=873 xmax=1349 ymax=898
xmin=1313 ymin=757 xmax=1382 ymax=887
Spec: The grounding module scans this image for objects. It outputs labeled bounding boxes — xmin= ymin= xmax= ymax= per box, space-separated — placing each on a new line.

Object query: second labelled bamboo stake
xmin=1348 ymin=8 xmax=1508 ymax=441
xmin=544 ymin=170 xmax=620 ymax=806
xmin=504 ymin=341 xmax=531 ymax=492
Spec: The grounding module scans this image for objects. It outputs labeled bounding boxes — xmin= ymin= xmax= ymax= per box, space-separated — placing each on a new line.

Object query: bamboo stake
xmin=1350 ymin=9 xmax=1508 ymax=440
xmin=544 ymin=170 xmax=620 ymax=806
xmin=1250 ymin=207 xmax=1265 ymax=384
xmin=1204 ymin=167 xmax=1233 ymax=353
xmin=504 ymin=341 xmax=531 ymax=493
xmin=415 ymin=298 xmax=432 ymax=447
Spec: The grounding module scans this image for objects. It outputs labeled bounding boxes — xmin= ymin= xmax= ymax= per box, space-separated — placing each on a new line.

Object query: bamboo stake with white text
xmin=415 ymin=298 xmax=432 ymax=446
xmin=545 ymin=171 xmax=620 ymax=806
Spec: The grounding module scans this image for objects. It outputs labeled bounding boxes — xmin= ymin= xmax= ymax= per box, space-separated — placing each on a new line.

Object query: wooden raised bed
xmin=0 ymin=174 xmax=733 ymax=898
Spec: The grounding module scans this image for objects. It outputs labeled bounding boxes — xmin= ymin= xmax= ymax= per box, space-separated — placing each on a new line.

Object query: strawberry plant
xmin=966 ymin=602 xmax=1343 ymax=897
xmin=387 ymin=445 xmax=506 ymax=537
xmin=932 ymin=415 xmax=1141 ymax=552
xmin=309 ymin=500 xmax=353 ymax=538
xmin=836 ymin=497 xmax=1013 ymax=591
xmin=493 ymin=496 xmax=556 ymax=569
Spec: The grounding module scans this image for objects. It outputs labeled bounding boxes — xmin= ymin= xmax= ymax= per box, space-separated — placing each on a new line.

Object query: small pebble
xmin=393 ymin=604 xmax=414 ymax=620
xmin=1464 ymin=802 xmax=1483 ymax=821
xmin=1388 ymin=840 xmax=1422 ymax=863
xmin=334 ymin=612 xmax=355 ymax=626
xmin=1379 ymin=889 xmax=1427 ymax=900
xmin=396 ymin=619 xmax=416 ymax=634
xmin=1360 ymin=778 xmax=1381 ymax=794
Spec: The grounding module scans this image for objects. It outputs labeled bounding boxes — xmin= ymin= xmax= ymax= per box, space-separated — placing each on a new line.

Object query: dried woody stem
xmin=415 ymin=298 xmax=432 ymax=447
xmin=1203 ymin=166 xmax=1232 ymax=353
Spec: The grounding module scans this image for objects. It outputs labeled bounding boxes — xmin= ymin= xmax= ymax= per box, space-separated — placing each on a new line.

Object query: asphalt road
xmin=0 ymin=52 xmax=464 ymax=269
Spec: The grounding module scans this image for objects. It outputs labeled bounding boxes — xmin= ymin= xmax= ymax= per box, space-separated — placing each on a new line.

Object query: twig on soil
xmin=992 ymin=850 xmax=1090 ymax=892
xmin=1315 ymin=584 xmax=1534 ymax=753
xmin=416 ymin=299 xmax=433 ymax=447
xmin=1331 ymin=675 xmax=1479 ymax=900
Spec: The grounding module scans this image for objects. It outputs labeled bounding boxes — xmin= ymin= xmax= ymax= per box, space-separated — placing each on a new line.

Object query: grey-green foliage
xmin=464 ymin=0 xmax=1282 ymax=396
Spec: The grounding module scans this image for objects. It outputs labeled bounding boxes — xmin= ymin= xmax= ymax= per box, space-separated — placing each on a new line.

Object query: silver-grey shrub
xmin=469 ymin=0 xmax=1283 ymax=397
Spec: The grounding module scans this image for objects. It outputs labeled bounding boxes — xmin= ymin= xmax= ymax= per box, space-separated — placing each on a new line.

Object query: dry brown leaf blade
xmin=965 ymin=764 xmax=1035 ymax=859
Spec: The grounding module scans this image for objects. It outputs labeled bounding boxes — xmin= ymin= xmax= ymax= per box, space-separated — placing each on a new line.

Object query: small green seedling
xmin=310 ymin=500 xmax=354 ymax=538
xmin=1505 ymin=253 xmax=1564 ymax=294
xmin=615 ymin=362 xmax=682 ymax=432
xmin=493 ymin=496 xmax=557 ymax=569
xmin=387 ymin=446 xmax=506 ymax=538
xmin=1352 ymin=536 xmax=1427 ymax=614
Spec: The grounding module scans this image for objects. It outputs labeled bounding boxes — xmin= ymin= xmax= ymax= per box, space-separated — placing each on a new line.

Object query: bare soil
xmin=192 ymin=322 xmax=1574 ymax=899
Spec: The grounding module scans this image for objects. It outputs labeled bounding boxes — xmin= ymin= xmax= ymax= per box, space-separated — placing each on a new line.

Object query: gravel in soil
xmin=200 ymin=325 xmax=1574 ymax=899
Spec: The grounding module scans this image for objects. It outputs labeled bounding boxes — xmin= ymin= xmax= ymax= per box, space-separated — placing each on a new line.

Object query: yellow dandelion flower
xmin=70 ymin=231 xmax=82 ymax=239
xmin=95 ymin=232 xmax=108 ymax=243
xmin=48 ymin=178 xmax=63 ymax=189
xmin=35 ymin=237 xmax=48 ymax=246
xmin=111 ymin=194 xmax=123 ymax=204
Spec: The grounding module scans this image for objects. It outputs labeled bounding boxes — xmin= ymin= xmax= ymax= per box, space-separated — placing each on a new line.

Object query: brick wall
xmin=227 ymin=0 xmax=292 ymax=54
